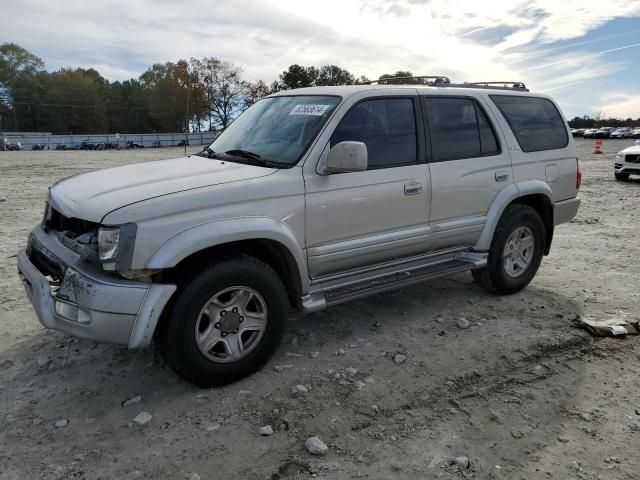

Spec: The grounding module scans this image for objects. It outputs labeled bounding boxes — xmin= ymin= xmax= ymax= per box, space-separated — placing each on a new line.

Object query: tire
xmin=615 ymin=172 xmax=629 ymax=181
xmin=156 ymin=255 xmax=289 ymax=387
xmin=472 ymin=204 xmax=545 ymax=295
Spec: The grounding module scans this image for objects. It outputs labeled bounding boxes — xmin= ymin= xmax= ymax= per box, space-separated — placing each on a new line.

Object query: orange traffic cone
xmin=593 ymin=140 xmax=603 ymax=154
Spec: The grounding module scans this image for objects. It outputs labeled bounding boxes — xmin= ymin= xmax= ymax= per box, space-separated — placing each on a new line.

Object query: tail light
xmin=576 ymin=158 xmax=582 ymax=190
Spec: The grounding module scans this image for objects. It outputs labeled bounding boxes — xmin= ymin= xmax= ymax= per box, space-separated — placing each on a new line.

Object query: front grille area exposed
xmin=47 ymin=207 xmax=98 ymax=238
xmin=27 ymin=234 xmax=65 ymax=281
xmin=625 ymin=154 xmax=640 ymax=164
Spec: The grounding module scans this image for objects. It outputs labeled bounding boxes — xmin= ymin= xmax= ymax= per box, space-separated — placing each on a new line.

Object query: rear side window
xmin=490 ymin=95 xmax=568 ymax=152
xmin=330 ymin=98 xmax=417 ymax=169
xmin=423 ymin=97 xmax=500 ymax=162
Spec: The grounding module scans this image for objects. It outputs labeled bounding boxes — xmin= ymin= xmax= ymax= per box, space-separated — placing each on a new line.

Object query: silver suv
xmin=17 ymin=78 xmax=581 ymax=386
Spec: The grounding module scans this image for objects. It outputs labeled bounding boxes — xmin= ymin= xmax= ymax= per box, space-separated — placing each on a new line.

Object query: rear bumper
xmin=554 ymin=197 xmax=580 ymax=226
xmin=17 ymin=225 xmax=176 ymax=348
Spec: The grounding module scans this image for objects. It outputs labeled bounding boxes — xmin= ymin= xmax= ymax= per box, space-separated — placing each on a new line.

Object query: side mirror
xmin=322 ymin=141 xmax=368 ymax=174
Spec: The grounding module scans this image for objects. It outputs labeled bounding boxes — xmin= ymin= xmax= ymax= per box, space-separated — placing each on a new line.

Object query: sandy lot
xmin=1 ymin=140 xmax=639 ymax=480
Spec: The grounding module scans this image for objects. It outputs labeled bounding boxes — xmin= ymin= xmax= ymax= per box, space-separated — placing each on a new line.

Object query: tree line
xmin=1 ymin=43 xmax=384 ymax=134
xmin=6 ymin=42 xmax=635 ymax=135
xmin=567 ymin=116 xmax=640 ymax=129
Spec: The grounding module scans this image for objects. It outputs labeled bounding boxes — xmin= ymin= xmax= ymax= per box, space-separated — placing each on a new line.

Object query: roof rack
xmin=365 ymin=75 xmax=528 ymax=92
xmin=365 ymin=75 xmax=451 ymax=85
xmin=457 ymin=81 xmax=528 ymax=91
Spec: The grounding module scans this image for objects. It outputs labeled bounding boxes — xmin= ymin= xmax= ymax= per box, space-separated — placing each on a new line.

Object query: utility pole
xmin=184 ymin=71 xmax=191 ymax=157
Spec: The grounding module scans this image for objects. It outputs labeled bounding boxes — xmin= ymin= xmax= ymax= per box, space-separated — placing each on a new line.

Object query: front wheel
xmin=472 ymin=204 xmax=545 ymax=294
xmin=156 ymin=256 xmax=289 ymax=387
xmin=615 ymin=172 xmax=630 ymax=181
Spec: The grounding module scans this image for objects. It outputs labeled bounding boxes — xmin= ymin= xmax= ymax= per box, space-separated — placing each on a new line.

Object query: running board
xmin=301 ymin=251 xmax=487 ymax=313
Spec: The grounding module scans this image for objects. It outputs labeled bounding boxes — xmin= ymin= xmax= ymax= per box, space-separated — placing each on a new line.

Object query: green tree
xmin=0 ymin=43 xmax=45 ymax=131
xmin=243 ymin=80 xmax=272 ymax=108
xmin=275 ymin=64 xmax=357 ymax=90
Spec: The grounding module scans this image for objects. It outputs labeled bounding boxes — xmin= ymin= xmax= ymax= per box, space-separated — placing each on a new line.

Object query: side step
xmin=301 ymin=251 xmax=487 ymax=313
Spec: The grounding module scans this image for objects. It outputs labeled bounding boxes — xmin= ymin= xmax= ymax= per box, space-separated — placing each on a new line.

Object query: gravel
xmin=457 ymin=317 xmax=471 ymax=329
xmin=305 ymin=436 xmax=328 ymax=455
xmin=393 ymin=353 xmax=407 ymax=364
xmin=132 ymin=411 xmax=153 ymax=426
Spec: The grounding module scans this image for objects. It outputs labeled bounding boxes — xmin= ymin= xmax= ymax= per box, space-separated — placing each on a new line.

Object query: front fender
xmin=474 ymin=180 xmax=553 ymax=251
xmin=145 ymin=217 xmax=309 ymax=290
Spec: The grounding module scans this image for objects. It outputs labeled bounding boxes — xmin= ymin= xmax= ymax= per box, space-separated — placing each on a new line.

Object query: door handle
xmin=495 ymin=170 xmax=510 ymax=182
xmin=404 ymin=182 xmax=423 ymax=195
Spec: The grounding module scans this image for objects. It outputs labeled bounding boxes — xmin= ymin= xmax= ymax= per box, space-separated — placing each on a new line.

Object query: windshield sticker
xmin=289 ymin=104 xmax=331 ymax=116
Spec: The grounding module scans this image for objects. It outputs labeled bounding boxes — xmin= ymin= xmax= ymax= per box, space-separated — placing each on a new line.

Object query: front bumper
xmin=614 ymin=162 xmax=640 ymax=175
xmin=17 ymin=225 xmax=176 ymax=348
xmin=554 ymin=197 xmax=581 ymax=225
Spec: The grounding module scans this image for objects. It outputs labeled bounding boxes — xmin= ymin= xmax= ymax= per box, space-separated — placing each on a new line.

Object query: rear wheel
xmin=156 ymin=256 xmax=288 ymax=387
xmin=472 ymin=204 xmax=545 ymax=294
xmin=615 ymin=172 xmax=630 ymax=181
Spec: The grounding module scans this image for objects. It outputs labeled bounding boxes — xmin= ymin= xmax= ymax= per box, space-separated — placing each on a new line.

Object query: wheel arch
xmin=475 ymin=181 xmax=554 ymax=254
xmin=147 ymin=218 xmax=309 ymax=309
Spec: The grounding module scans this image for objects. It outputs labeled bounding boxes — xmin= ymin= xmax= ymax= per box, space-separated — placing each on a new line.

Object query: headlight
xmin=98 ymin=227 xmax=121 ymax=261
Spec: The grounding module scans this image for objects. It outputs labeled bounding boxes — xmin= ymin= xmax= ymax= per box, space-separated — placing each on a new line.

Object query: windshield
xmin=208 ymin=95 xmax=340 ymax=166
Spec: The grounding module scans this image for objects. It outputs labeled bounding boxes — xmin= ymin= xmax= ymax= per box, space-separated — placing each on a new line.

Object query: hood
xmin=620 ymin=143 xmax=640 ymax=155
xmin=49 ymin=156 xmax=276 ymax=223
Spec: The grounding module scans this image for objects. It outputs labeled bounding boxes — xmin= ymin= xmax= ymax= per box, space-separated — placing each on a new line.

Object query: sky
xmin=1 ymin=0 xmax=639 ymax=119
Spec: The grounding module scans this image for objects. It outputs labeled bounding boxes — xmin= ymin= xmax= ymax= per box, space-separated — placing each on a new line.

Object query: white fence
xmin=2 ymin=131 xmax=218 ymax=149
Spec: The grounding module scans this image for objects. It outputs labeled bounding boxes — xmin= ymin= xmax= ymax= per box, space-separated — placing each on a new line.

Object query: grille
xmin=27 ymin=234 xmax=65 ymax=281
xmin=47 ymin=207 xmax=98 ymax=237
xmin=625 ymin=154 xmax=640 ymax=164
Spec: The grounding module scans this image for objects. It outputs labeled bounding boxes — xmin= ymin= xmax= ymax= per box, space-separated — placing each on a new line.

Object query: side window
xmin=490 ymin=95 xmax=568 ymax=152
xmin=330 ymin=98 xmax=417 ymax=169
xmin=424 ymin=97 xmax=500 ymax=162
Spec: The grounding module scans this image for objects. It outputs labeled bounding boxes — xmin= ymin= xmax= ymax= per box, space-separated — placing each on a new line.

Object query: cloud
xmin=0 ymin=0 xmax=639 ymax=117
xmin=597 ymin=93 xmax=640 ymax=119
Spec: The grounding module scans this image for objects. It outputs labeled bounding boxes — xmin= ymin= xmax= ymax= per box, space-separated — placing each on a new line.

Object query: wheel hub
xmin=194 ymin=286 xmax=268 ymax=363
xmin=502 ymin=226 xmax=535 ymax=278
xmin=219 ymin=310 xmax=241 ymax=334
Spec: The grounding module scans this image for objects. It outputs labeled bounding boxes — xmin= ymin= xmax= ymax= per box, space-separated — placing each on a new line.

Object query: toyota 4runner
xmin=17 ymin=77 xmax=581 ymax=387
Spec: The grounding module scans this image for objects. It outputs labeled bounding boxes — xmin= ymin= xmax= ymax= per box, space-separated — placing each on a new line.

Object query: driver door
xmin=304 ymin=94 xmax=431 ymax=278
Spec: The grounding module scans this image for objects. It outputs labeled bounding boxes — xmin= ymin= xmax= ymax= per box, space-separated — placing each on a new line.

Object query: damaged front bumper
xmin=17 ymin=225 xmax=176 ymax=348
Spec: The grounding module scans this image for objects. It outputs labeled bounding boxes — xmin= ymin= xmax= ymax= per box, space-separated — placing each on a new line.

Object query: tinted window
xmin=424 ymin=97 xmax=500 ymax=162
xmin=490 ymin=95 xmax=568 ymax=152
xmin=330 ymin=98 xmax=417 ymax=169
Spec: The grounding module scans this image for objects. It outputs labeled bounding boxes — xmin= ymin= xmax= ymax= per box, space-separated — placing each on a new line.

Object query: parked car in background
xmin=583 ymin=128 xmax=598 ymax=138
xmin=17 ymin=80 xmax=582 ymax=387
xmin=126 ymin=140 xmax=144 ymax=149
xmin=614 ymin=142 xmax=640 ymax=181
xmin=609 ymin=127 xmax=634 ymax=139
xmin=632 ymin=128 xmax=640 ymax=138
xmin=4 ymin=140 xmax=23 ymax=151
xmin=594 ymin=127 xmax=616 ymax=139
xmin=571 ymin=128 xmax=586 ymax=137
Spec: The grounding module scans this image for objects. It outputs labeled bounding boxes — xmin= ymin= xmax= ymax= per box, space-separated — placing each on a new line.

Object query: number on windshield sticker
xmin=289 ymin=104 xmax=331 ymax=116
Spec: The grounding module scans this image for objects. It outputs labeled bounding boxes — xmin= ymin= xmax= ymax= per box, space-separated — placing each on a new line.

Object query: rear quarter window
xmin=490 ymin=95 xmax=568 ymax=152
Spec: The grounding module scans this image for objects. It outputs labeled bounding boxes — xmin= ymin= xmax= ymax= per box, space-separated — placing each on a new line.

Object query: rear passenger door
xmin=421 ymin=95 xmax=513 ymax=251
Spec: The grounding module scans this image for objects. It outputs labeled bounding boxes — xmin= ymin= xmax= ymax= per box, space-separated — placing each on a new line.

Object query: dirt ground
xmin=1 ymin=139 xmax=639 ymax=480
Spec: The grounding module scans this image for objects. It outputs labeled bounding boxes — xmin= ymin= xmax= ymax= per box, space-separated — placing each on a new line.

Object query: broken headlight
xmin=97 ymin=227 xmax=121 ymax=261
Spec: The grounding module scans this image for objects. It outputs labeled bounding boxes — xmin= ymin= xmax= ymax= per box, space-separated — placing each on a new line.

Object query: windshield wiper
xmin=224 ymin=149 xmax=285 ymax=168
xmin=225 ymin=149 xmax=261 ymax=160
